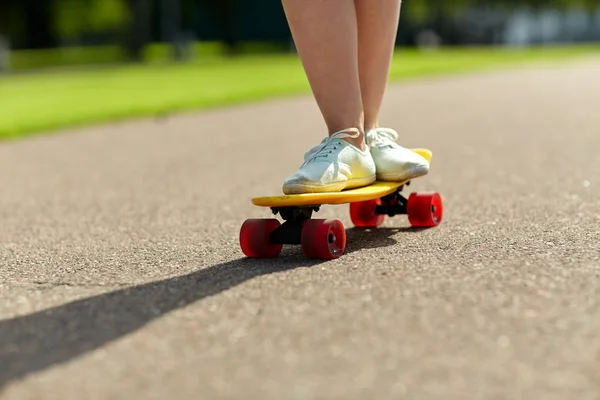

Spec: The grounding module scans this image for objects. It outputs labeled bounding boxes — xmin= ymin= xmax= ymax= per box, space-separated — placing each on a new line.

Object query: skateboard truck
xmin=376 ymin=186 xmax=409 ymax=217
xmin=268 ymin=206 xmax=317 ymax=245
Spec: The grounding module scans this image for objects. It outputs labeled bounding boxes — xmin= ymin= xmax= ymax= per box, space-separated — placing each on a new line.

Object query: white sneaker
xmin=282 ymin=128 xmax=376 ymax=195
xmin=365 ymin=127 xmax=430 ymax=181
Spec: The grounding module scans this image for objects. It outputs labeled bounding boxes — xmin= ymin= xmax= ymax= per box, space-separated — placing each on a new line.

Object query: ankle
xmin=342 ymin=132 xmax=366 ymax=151
xmin=364 ymin=122 xmax=379 ymax=132
xmin=328 ymin=127 xmax=366 ymax=151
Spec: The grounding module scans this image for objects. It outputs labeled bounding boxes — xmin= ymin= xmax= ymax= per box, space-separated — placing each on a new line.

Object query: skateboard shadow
xmin=0 ymin=255 xmax=323 ymax=389
xmin=0 ymin=227 xmax=430 ymax=387
xmin=344 ymin=226 xmax=429 ymax=254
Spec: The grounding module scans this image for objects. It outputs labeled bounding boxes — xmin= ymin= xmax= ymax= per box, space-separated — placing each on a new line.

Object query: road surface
xmin=1 ymin=58 xmax=599 ymax=399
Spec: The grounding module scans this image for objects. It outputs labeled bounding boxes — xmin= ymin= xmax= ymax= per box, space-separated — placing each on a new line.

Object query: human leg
xmin=281 ymin=0 xmax=365 ymax=147
xmin=355 ymin=0 xmax=430 ymax=181
xmin=280 ymin=0 xmax=376 ymax=194
xmin=355 ymin=0 xmax=401 ymax=131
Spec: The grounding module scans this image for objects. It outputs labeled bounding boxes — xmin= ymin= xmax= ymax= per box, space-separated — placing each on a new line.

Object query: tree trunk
xmin=211 ymin=0 xmax=237 ymax=55
xmin=126 ymin=0 xmax=152 ymax=61
xmin=161 ymin=0 xmax=188 ymax=61
xmin=24 ymin=0 xmax=56 ymax=49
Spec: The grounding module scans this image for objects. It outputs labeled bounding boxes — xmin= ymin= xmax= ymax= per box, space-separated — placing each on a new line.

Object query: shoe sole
xmin=376 ymin=165 xmax=429 ymax=182
xmin=282 ymin=175 xmax=376 ymax=195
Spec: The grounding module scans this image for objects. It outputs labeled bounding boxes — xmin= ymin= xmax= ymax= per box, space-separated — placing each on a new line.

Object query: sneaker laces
xmin=366 ymin=127 xmax=399 ymax=148
xmin=301 ymin=128 xmax=361 ymax=165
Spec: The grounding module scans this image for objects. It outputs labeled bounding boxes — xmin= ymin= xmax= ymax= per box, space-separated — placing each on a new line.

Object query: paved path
xmin=1 ymin=58 xmax=599 ymax=399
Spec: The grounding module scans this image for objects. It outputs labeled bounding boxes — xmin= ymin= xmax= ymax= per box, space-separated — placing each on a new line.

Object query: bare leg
xmin=281 ymin=0 xmax=365 ymax=149
xmin=354 ymin=0 xmax=429 ymax=182
xmin=355 ymin=0 xmax=402 ymax=130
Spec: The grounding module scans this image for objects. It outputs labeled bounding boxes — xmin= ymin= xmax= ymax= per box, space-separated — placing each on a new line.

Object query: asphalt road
xmin=1 ymin=58 xmax=599 ymax=400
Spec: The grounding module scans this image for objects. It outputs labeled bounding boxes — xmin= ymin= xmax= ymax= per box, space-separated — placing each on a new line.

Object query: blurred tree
xmin=54 ymin=0 xmax=89 ymax=42
xmin=124 ymin=0 xmax=152 ymax=61
xmin=0 ymin=0 xmax=597 ymax=54
xmin=53 ymin=0 xmax=129 ymax=44
xmin=25 ymin=0 xmax=57 ymax=48
xmin=160 ymin=0 xmax=190 ymax=61
xmin=208 ymin=0 xmax=238 ymax=54
xmin=0 ymin=0 xmax=58 ymax=49
xmin=89 ymin=0 xmax=130 ymax=34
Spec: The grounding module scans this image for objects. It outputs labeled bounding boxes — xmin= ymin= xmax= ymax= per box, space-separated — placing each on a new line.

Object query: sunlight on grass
xmin=1 ymin=45 xmax=598 ymax=139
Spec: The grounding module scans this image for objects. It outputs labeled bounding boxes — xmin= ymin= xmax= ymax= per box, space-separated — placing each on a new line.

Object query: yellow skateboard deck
xmin=252 ymin=148 xmax=432 ymax=208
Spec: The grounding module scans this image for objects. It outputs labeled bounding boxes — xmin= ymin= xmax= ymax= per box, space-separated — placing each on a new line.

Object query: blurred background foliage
xmin=0 ymin=0 xmax=599 ymax=71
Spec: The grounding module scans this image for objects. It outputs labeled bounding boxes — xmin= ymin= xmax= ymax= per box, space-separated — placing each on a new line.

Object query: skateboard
xmin=240 ymin=148 xmax=443 ymax=260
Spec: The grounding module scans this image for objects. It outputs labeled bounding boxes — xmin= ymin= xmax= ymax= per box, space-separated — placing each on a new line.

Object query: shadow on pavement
xmin=0 ymin=256 xmax=322 ymax=389
xmin=345 ymin=226 xmax=426 ymax=254
xmin=0 ymin=226 xmax=425 ymax=388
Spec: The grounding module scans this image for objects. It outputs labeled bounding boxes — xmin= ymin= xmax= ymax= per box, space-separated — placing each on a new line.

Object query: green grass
xmin=1 ymin=45 xmax=598 ymax=139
